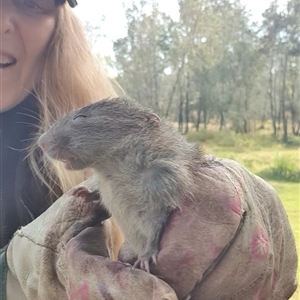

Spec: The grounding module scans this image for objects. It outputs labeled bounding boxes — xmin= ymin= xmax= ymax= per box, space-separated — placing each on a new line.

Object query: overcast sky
xmin=73 ymin=0 xmax=279 ymax=57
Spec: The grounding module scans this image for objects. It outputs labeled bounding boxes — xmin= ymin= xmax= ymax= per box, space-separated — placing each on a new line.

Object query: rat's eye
xmin=73 ymin=114 xmax=88 ymax=121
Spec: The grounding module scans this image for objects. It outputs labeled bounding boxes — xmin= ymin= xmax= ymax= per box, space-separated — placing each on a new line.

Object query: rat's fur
xmin=38 ymin=97 xmax=203 ymax=271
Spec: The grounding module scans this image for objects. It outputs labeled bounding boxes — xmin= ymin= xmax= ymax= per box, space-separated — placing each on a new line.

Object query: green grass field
xmin=186 ymin=129 xmax=300 ymax=299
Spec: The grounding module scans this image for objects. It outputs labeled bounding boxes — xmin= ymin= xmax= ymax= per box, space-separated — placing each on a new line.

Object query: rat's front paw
xmin=133 ymin=251 xmax=158 ymax=273
xmin=71 ymin=186 xmax=101 ymax=202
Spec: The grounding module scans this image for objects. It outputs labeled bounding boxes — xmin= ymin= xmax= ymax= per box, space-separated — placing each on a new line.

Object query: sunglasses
xmin=7 ymin=0 xmax=78 ymax=14
xmin=55 ymin=0 xmax=77 ymax=8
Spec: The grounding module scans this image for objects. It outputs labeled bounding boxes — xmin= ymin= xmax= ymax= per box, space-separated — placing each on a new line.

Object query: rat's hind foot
xmin=133 ymin=252 xmax=158 ymax=273
xmin=71 ymin=186 xmax=101 ymax=203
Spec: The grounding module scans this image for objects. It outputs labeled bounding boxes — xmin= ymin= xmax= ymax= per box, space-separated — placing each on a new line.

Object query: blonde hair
xmin=30 ymin=5 xmax=119 ymax=193
xmin=29 ymin=4 xmax=124 ymax=255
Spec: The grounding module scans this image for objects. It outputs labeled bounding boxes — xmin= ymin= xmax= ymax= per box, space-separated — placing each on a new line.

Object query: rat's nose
xmin=38 ymin=134 xmax=47 ymax=151
xmin=39 ymin=142 xmax=45 ymax=151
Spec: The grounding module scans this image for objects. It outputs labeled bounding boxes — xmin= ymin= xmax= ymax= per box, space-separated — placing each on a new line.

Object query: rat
xmin=38 ymin=97 xmax=203 ymax=272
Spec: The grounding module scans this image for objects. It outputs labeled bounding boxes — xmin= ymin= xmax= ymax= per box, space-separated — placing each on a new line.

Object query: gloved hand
xmin=6 ymin=157 xmax=297 ymax=300
xmin=5 ymin=177 xmax=178 ymax=300
xmin=120 ymin=157 xmax=298 ymax=300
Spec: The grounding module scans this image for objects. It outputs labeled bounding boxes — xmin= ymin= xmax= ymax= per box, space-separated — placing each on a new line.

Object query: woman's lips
xmin=0 ymin=53 xmax=17 ymax=68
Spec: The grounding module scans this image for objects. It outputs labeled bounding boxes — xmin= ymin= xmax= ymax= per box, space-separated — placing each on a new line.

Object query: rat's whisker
xmin=15 ymin=121 xmax=40 ymax=129
xmin=17 ymin=111 xmax=41 ymax=122
xmin=20 ymin=137 xmax=36 ymax=143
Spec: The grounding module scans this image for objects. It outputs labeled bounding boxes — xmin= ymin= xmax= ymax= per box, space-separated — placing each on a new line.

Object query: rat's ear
xmin=145 ymin=113 xmax=161 ymax=125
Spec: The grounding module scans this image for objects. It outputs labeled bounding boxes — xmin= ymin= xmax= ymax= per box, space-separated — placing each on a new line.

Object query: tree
xmin=260 ymin=0 xmax=300 ymax=142
xmin=108 ymin=0 xmax=299 ymax=141
xmin=113 ymin=0 xmax=176 ymax=115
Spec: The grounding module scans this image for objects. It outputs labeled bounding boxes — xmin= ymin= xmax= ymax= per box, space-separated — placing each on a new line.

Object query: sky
xmin=73 ymin=0 xmax=279 ymax=57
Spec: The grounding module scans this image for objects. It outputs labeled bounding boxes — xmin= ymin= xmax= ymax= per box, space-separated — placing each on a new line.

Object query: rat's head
xmin=38 ymin=97 xmax=161 ymax=170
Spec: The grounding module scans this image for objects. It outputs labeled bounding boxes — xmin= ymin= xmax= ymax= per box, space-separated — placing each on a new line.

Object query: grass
xmin=186 ymin=129 xmax=300 ymax=299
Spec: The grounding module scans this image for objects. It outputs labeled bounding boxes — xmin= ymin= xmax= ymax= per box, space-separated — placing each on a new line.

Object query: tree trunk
xmin=178 ymin=86 xmax=184 ymax=133
xmin=243 ymin=118 xmax=248 ymax=134
xmin=195 ymin=96 xmax=201 ymax=131
xmin=153 ymin=46 xmax=160 ymax=115
xmin=219 ymin=110 xmax=225 ymax=131
xmin=203 ymin=102 xmax=207 ymax=130
xmin=268 ymin=56 xmax=277 ymax=136
xmin=280 ymin=54 xmax=288 ymax=143
xmin=292 ymin=121 xmax=300 ymax=136
xmin=184 ymin=72 xmax=190 ymax=134
xmin=165 ymin=55 xmax=185 ymax=118
xmin=287 ymin=59 xmax=298 ymax=136
xmin=243 ymin=83 xmax=251 ymax=133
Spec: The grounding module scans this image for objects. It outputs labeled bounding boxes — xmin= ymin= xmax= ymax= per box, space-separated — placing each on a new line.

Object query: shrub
xmin=258 ymin=154 xmax=300 ymax=182
xmin=186 ymin=129 xmax=236 ymax=147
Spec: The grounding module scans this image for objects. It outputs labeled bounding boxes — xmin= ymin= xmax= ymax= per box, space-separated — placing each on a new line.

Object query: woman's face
xmin=0 ymin=0 xmax=57 ymax=111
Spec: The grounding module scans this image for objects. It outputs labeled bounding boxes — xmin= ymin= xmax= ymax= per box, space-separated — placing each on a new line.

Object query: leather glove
xmin=6 ymin=177 xmax=178 ymax=300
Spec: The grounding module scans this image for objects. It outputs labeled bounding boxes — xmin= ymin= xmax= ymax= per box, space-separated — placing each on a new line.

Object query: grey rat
xmin=38 ymin=97 xmax=203 ymax=272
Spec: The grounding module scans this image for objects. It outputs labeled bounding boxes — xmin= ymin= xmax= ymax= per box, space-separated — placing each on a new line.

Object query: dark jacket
xmin=0 ymin=94 xmax=62 ymax=248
